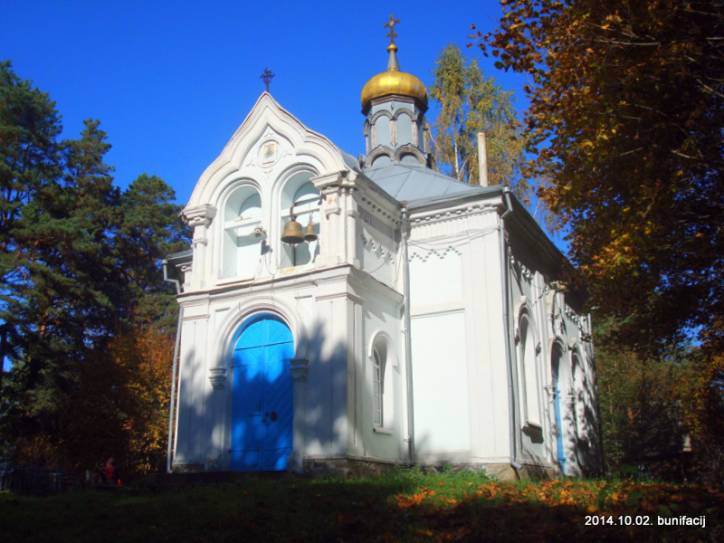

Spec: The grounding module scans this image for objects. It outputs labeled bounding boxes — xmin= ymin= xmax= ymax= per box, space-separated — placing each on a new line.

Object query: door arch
xmin=230 ymin=313 xmax=294 ymax=471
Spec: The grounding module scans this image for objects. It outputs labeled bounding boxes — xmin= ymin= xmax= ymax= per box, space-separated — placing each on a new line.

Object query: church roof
xmin=362 ymin=163 xmax=500 ymax=206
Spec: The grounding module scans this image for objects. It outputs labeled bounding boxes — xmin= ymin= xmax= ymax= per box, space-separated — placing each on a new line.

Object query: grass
xmin=1 ymin=469 xmax=722 ymax=542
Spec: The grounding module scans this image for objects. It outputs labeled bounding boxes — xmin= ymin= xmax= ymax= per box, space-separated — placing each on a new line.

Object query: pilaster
xmin=182 ymin=204 xmax=217 ymax=290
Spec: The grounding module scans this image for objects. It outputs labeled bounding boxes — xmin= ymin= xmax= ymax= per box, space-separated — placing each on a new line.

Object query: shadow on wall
xmin=174 ymin=311 xmax=430 ymax=473
xmin=293 ymin=316 xmax=433 ymax=472
xmin=566 ymin=372 xmax=603 ymax=476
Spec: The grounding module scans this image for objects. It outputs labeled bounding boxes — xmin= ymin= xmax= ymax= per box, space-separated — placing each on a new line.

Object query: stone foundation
xmin=171 ymin=457 xmax=560 ymax=481
xmin=171 ymin=463 xmax=204 ymax=473
xmin=302 ymin=456 xmax=403 ymax=477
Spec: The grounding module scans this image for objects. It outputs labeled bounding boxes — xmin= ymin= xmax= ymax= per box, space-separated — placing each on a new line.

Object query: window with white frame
xmin=221 ymin=185 xmax=262 ymax=279
xmin=518 ymin=314 xmax=542 ymax=426
xmin=279 ymin=171 xmax=320 ymax=268
xmin=371 ymin=336 xmax=394 ymax=429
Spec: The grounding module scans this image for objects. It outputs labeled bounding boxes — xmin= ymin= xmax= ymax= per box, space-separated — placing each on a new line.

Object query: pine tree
xmin=0 ymin=62 xmax=189 ymax=468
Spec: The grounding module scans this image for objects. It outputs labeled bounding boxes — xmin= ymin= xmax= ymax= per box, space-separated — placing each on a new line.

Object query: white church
xmin=164 ymin=24 xmax=601 ymax=479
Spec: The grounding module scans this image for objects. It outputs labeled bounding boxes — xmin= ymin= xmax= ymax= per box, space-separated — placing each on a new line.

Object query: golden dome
xmin=361 ymin=44 xmax=428 ymax=113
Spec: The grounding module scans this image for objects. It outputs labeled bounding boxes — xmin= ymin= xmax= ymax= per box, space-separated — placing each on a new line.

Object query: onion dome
xmin=361 ymin=25 xmax=427 ymax=114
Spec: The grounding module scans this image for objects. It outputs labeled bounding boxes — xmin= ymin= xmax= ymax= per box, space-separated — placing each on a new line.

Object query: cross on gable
xmin=260 ymin=67 xmax=275 ymax=92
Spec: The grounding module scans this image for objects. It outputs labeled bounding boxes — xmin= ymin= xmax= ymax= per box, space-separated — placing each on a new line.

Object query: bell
xmin=281 ymin=217 xmax=304 ymax=244
xmin=304 ymin=219 xmax=317 ymax=242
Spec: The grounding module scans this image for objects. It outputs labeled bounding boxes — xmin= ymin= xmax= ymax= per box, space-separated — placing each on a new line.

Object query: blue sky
xmin=1 ymin=0 xmax=532 ymax=205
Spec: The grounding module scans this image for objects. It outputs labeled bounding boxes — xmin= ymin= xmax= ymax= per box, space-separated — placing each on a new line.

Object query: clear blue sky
xmin=1 ymin=0 xmax=532 ymax=205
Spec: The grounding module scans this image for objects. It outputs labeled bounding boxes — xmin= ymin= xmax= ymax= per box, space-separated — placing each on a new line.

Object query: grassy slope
xmin=1 ymin=470 xmax=722 ymax=542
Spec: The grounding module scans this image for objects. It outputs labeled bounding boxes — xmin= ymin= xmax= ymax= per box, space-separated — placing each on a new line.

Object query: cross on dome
xmin=384 ymin=15 xmax=400 ymax=46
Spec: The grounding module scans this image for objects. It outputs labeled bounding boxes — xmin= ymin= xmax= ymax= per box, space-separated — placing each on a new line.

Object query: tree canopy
xmin=430 ymin=45 xmax=525 ymax=188
xmin=477 ymin=0 xmax=723 ymax=353
xmin=0 ymin=60 xmax=188 ymax=471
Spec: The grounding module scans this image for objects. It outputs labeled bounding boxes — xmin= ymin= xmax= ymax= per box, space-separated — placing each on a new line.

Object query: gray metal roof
xmin=340 ymin=150 xmax=361 ymax=171
xmin=362 ymin=163 xmax=499 ymax=205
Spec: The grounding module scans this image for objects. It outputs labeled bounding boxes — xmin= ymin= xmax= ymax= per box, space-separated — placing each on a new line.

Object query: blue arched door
xmin=230 ymin=314 xmax=294 ymax=471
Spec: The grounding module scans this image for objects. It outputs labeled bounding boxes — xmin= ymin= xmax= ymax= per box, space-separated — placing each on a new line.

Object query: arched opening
xmin=395 ymin=112 xmax=412 ymax=146
xmin=280 ymin=171 xmax=319 ymax=268
xmin=371 ymin=334 xmax=394 ymax=429
xmin=551 ymin=343 xmax=567 ymax=474
xmin=375 ymin=115 xmax=391 ymax=147
xmin=230 ymin=313 xmax=294 ymax=471
xmin=221 ymin=185 xmax=262 ymax=279
xmin=518 ymin=313 xmax=541 ymax=426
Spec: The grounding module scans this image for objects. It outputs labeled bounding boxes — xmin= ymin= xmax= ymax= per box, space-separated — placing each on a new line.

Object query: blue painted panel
xmin=266 ymin=317 xmax=293 ymax=346
xmin=261 ymin=340 xmax=294 ymax=470
xmin=230 ymin=345 xmax=265 ymax=471
xmin=230 ymin=315 xmax=294 ymax=472
xmin=235 ymin=317 xmax=269 ymax=349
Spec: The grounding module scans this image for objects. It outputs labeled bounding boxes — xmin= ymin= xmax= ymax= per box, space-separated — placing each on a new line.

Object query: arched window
xmin=395 ymin=112 xmax=412 ymax=145
xmin=221 ymin=185 xmax=262 ymax=279
xmin=280 ymin=171 xmax=320 ymax=268
xmin=518 ymin=314 xmax=541 ymax=426
xmin=375 ymin=115 xmax=391 ymax=147
xmin=373 ymin=346 xmax=385 ymax=427
xmin=371 ymin=335 xmax=394 ymax=429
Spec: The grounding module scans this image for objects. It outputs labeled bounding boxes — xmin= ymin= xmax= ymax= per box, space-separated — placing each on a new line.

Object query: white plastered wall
xmin=406 ymin=198 xmax=512 ymax=465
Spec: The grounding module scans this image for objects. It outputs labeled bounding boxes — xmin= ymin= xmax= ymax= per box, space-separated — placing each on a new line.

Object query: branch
xmin=696 ymin=79 xmax=724 ymax=99
xmin=619 ymin=147 xmax=644 ymax=157
xmin=671 ymin=149 xmax=703 ymax=161
xmin=593 ymin=38 xmax=660 ymax=47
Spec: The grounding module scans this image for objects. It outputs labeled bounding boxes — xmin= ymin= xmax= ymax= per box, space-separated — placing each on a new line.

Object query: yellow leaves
xmin=603 ymin=13 xmax=623 ymax=25
xmin=395 ymin=488 xmax=437 ymax=508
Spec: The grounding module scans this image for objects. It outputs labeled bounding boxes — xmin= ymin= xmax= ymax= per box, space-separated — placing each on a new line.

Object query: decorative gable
xmin=186 ymin=92 xmax=351 ymax=209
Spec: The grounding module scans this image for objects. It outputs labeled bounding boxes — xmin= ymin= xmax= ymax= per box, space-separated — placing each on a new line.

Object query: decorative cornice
xmin=183 ymin=204 xmax=217 ymax=226
xmin=360 ymin=231 xmax=395 ymax=263
xmin=408 ymin=245 xmax=461 ymax=262
xmin=509 ymin=254 xmax=534 ymax=282
xmin=409 ymin=201 xmax=498 ymax=226
xmin=359 ymin=208 xmax=397 ymax=239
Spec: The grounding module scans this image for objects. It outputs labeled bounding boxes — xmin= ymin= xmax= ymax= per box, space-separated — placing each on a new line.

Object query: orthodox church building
xmin=165 ymin=23 xmax=601 ymax=479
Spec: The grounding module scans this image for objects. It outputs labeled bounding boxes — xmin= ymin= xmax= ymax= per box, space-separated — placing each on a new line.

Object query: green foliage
xmin=430 ymin=45 xmax=525 ymax=189
xmin=595 ymin=326 xmax=685 ymax=477
xmin=0 ymin=61 xmax=189 ymax=470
